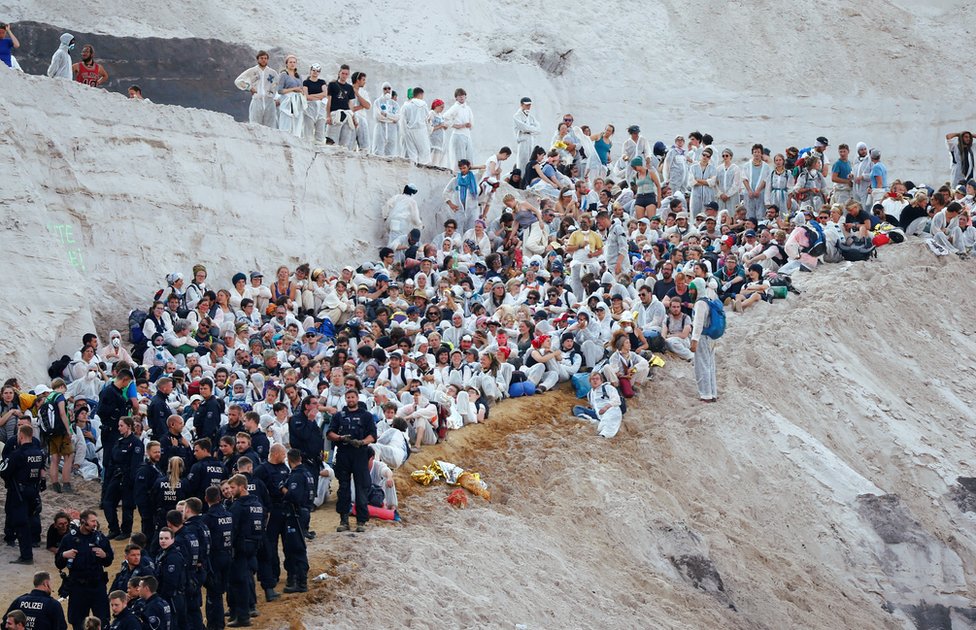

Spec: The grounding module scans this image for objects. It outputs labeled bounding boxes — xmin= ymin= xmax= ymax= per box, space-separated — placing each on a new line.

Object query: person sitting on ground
xmin=734 ymin=264 xmax=770 ymax=312
xmin=46 ymin=512 xmax=71 ymax=553
xmin=396 ymin=386 xmax=437 ymax=453
xmin=602 ymin=333 xmax=649 ymax=398
xmin=663 ymin=299 xmax=693 ymax=361
xmin=572 ymin=371 xmax=623 ymax=439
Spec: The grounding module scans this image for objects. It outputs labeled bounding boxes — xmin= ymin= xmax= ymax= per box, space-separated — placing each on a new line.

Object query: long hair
xmin=167 ymin=456 xmax=183 ymax=488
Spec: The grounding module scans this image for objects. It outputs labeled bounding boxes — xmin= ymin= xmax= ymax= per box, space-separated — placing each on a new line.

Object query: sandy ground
xmin=1 ymin=242 xmax=976 ymax=629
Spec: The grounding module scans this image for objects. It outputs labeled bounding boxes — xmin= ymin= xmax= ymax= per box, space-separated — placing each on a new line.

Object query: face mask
xmin=68 ymin=43 xmax=75 ymax=51
xmin=112 ymin=339 xmax=121 ymax=348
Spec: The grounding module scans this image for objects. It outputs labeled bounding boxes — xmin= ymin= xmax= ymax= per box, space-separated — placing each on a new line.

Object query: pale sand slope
xmin=3 ymin=0 xmax=976 ymax=183
xmin=0 ymin=70 xmax=454 ymax=381
xmin=289 ymin=243 xmax=976 ymax=630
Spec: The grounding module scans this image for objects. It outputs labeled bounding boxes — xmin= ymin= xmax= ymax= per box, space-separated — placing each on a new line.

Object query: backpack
xmin=699 ymin=298 xmax=726 ymax=340
xmin=38 ymin=392 xmax=61 ymax=438
xmin=47 ymin=355 xmax=71 ymax=380
xmin=600 ymin=384 xmax=627 ymax=415
xmin=129 ymin=309 xmax=149 ymax=344
xmin=802 ymin=225 xmax=826 ymax=257
xmin=838 ymin=236 xmax=877 ymax=262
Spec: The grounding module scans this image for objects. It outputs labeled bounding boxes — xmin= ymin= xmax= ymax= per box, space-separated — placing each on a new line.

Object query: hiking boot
xmin=249 ymin=607 xmax=258 ymax=617
xmin=226 ymin=618 xmax=251 ymax=628
xmin=294 ymin=579 xmax=308 ymax=593
xmin=51 ymin=482 xmax=62 ymax=494
xmin=336 ymin=516 xmax=350 ymax=533
xmin=113 ymin=533 xmax=130 ymax=542
xmin=355 ymin=522 xmax=367 ymax=533
xmin=304 ymin=530 xmax=316 ymax=541
xmin=264 ymin=587 xmax=280 ymax=602
xmin=283 ymin=577 xmax=303 ymax=594
xmin=61 ymin=483 xmax=75 ymax=494
xmin=9 ymin=557 xmax=34 ymax=565
xmin=106 ymin=531 xmax=121 ymax=540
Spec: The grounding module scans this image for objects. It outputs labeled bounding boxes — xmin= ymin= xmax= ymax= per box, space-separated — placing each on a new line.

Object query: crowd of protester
xmin=2 ymin=27 xmax=975 ymax=630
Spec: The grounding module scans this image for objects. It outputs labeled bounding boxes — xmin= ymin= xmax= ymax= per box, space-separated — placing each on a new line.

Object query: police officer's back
xmin=1 ymin=424 xmax=45 ymax=563
xmin=3 ymin=570 xmax=67 ymax=630
xmin=203 ymin=486 xmax=234 ymax=628
xmin=281 ymin=449 xmax=314 ymax=593
xmin=226 ymin=474 xmax=264 ymax=627
xmin=184 ymin=439 xmax=228 ymax=502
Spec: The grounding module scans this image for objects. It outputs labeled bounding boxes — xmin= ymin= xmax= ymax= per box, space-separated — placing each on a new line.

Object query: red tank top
xmin=75 ymin=63 xmax=101 ymax=87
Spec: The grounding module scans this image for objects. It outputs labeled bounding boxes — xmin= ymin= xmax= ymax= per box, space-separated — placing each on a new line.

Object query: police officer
xmin=97 ymin=368 xmax=135 ymax=493
xmin=110 ymin=544 xmax=153 ymax=594
xmin=134 ymin=441 xmax=164 ymax=539
xmin=281 ymin=449 xmax=313 ymax=594
xmin=107 ymin=589 xmax=141 ymax=630
xmin=234 ymin=457 xmax=268 ymax=616
xmin=153 ymin=527 xmax=186 ymax=628
xmin=203 ymin=486 xmax=233 ymax=630
xmin=185 ymin=439 xmax=228 ymax=503
xmin=54 ymin=509 xmax=115 ymax=629
xmin=151 ymin=458 xmax=186 ymax=538
xmin=326 ymin=389 xmax=377 ymax=533
xmin=288 ymin=396 xmax=325 ymax=484
xmin=253 ymin=445 xmax=289 ymax=603
xmin=226 ymin=474 xmax=264 ymax=628
xmin=137 ymin=576 xmax=172 ymax=630
xmin=146 ymin=377 xmax=174 ymax=439
xmin=243 ymin=412 xmax=269 ymax=463
xmin=1 ymin=424 xmax=45 ymax=564
xmin=3 ymin=571 xmax=67 ymax=629
xmin=159 ymin=414 xmax=192 ymax=471
xmin=179 ymin=498 xmax=210 ymax=630
xmin=193 ymin=378 xmax=224 ymax=445
xmin=103 ymin=416 xmax=144 ymax=540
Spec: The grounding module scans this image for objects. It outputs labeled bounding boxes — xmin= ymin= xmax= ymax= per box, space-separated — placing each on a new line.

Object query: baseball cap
xmin=249 ymin=271 xmax=263 ymax=280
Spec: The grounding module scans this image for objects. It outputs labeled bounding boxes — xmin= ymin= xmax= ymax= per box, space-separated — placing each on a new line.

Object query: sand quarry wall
xmin=3 ymin=0 xmax=976 ymax=186
xmin=0 ymin=69 xmax=454 ymax=381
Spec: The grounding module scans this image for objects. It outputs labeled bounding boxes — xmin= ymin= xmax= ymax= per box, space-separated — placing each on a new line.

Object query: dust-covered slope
xmin=0 ymin=70 xmax=453 ymax=381
xmin=303 ymin=242 xmax=976 ymax=630
xmin=3 ymin=0 xmax=975 ymax=183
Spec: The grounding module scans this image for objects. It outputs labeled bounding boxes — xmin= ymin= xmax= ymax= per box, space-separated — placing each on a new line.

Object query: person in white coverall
xmin=351 ymin=71 xmax=371 ymax=151
xmin=513 ymin=97 xmax=540 ymax=169
xmin=372 ymin=82 xmax=400 ymax=157
xmin=400 ymin=87 xmax=431 ymax=165
xmin=46 ymin=33 xmax=74 ymax=79
xmin=234 ymin=50 xmax=279 ymax=128
xmin=444 ymin=87 xmax=474 ymax=167
xmin=383 ymin=184 xmax=422 ymax=247
xmin=689 ymin=277 xmax=718 ymax=403
xmin=573 ymin=371 xmax=622 ymax=439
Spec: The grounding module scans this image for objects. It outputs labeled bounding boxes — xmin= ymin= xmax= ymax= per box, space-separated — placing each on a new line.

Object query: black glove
xmin=349 ymin=439 xmax=364 ymax=448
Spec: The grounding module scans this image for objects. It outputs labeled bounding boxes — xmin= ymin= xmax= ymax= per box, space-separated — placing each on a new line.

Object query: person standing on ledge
xmin=234 ymin=50 xmax=279 ymax=128
xmin=0 ymin=23 xmax=21 ymax=69
xmin=72 ymin=44 xmax=108 ymax=87
xmin=46 ymin=33 xmax=74 ymax=79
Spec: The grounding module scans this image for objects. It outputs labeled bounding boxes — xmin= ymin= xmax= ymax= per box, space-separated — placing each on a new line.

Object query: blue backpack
xmin=699 ymin=298 xmax=726 ymax=339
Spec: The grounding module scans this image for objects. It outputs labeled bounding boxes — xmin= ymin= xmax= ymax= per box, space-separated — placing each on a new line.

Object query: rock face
xmin=12 ymin=21 xmax=258 ymax=120
xmin=0 ymin=69 xmax=453 ymax=381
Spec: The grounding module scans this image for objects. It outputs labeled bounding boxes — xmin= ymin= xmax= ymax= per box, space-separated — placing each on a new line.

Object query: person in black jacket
xmin=280 ymin=449 xmax=313 ymax=593
xmin=253 ymin=444 xmax=289 ymax=602
xmin=192 ymin=379 xmax=223 ymax=444
xmin=2 ymin=424 xmax=45 ymax=564
xmin=55 ymin=510 xmax=115 ymax=628
xmin=159 ymin=415 xmax=192 ymax=472
xmin=107 ymin=589 xmax=141 ymax=630
xmin=154 ymin=528 xmax=186 ymax=628
xmin=137 ymin=576 xmax=171 ymax=630
xmin=326 ymin=389 xmax=377 ymax=533
xmin=3 ymin=571 xmax=67 ymax=630
xmin=151 ymin=458 xmax=186 ymax=537
xmin=203 ymin=486 xmax=233 ymax=629
xmin=177 ymin=498 xmax=210 ymax=630
xmin=184 ymin=439 xmax=227 ymax=502
xmin=134 ymin=441 xmax=164 ymax=539
xmin=102 ymin=417 xmax=144 ymax=540
xmin=243 ymin=412 xmax=269 ymax=463
xmin=226 ymin=475 xmax=264 ymax=628
xmin=97 ymin=369 xmax=135 ymax=491
xmin=146 ymin=378 xmax=173 ymax=440
xmin=109 ymin=544 xmax=153 ymax=594
xmin=288 ymin=396 xmax=324 ymax=482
